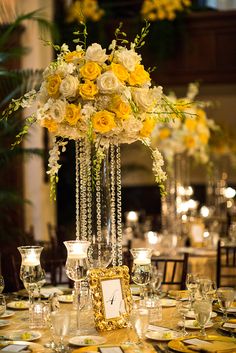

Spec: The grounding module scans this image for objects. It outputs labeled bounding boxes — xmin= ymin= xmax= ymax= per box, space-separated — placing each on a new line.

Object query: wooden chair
xmin=151 ymin=253 xmax=189 ymax=290
xmin=216 ymin=240 xmax=236 ymax=288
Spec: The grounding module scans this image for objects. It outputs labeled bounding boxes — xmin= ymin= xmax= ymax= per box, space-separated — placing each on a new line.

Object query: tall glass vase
xmin=74 ymin=139 xmax=123 ymax=267
xmin=161 ymin=153 xmax=190 ymax=239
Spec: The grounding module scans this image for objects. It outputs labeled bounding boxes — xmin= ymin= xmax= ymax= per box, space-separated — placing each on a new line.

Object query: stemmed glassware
xmin=0 ymin=295 xmax=6 ymax=317
xmin=193 ymin=299 xmax=212 ymax=336
xmin=51 ymin=310 xmax=71 ymax=353
xmin=130 ymin=248 xmax=152 ymax=299
xmin=130 ymin=304 xmax=150 ymax=350
xmin=185 ymin=273 xmax=199 ymax=309
xmin=176 ymin=301 xmax=189 ymax=336
xmin=217 ymin=287 xmax=235 ymax=322
xmin=0 ymin=276 xmax=4 ymax=294
xmin=64 ymin=240 xmax=90 ymax=333
xmin=149 ymin=266 xmax=162 ymax=298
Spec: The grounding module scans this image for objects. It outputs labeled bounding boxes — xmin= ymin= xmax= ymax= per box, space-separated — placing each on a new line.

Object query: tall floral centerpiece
xmin=151 ymin=83 xmax=218 ymax=236
xmin=3 ymin=22 xmax=181 ymax=266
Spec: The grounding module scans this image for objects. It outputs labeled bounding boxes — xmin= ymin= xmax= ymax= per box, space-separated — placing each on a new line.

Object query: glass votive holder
xmin=144 ymin=297 xmax=162 ymax=323
xmin=29 ymin=301 xmax=46 ymax=329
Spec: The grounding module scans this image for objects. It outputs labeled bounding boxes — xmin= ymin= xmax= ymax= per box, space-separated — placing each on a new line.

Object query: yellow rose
xmin=46 ymin=74 xmax=61 ymax=97
xmin=65 ymin=104 xmax=81 ymax=126
xmin=110 ymin=95 xmax=131 ymax=120
xmin=110 ymin=63 xmax=129 ymax=82
xmin=184 ymin=135 xmax=196 ymax=149
xmin=40 ymin=118 xmax=58 ymax=133
xmin=79 ymin=81 xmax=98 ymax=100
xmin=92 ymin=110 xmax=116 ymax=133
xmin=80 ymin=61 xmax=101 ymax=80
xmin=199 ymin=132 xmax=209 ymax=144
xmin=197 ymin=109 xmax=207 ymax=124
xmin=139 ymin=117 xmax=156 ymax=137
xmin=128 ymin=64 xmax=150 ymax=86
xmin=185 ymin=117 xmax=197 ymax=132
xmin=159 ymin=127 xmax=171 ymax=140
xmin=64 ymin=50 xmax=84 ymax=63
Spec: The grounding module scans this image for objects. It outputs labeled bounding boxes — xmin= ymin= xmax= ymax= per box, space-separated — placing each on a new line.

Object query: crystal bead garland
xmin=75 ymin=139 xmax=123 ymax=267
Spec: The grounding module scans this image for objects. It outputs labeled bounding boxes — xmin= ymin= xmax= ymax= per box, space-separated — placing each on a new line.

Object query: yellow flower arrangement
xmin=66 ymin=0 xmax=104 ymax=23
xmin=151 ymin=82 xmax=219 ymax=165
xmin=141 ymin=0 xmax=191 ymax=21
xmin=2 ymin=22 xmax=186 ymax=196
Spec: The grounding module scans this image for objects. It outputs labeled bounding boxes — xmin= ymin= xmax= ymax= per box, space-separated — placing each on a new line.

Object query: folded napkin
xmin=184 ymin=339 xmax=236 ymax=353
xmin=40 ymin=287 xmax=63 ymax=297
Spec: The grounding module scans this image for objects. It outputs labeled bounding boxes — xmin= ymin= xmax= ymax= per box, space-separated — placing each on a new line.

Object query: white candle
xmin=68 ymin=252 xmax=87 ymax=259
xmin=22 ymin=253 xmax=40 ymax=266
xmin=134 ymin=258 xmax=151 ymax=265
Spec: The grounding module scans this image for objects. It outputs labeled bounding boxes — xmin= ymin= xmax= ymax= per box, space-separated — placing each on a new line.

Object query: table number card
xmin=88 ymin=266 xmax=132 ymax=331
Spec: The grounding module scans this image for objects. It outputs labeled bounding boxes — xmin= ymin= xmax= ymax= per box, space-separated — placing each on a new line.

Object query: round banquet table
xmin=0 ymin=295 xmax=235 ymax=353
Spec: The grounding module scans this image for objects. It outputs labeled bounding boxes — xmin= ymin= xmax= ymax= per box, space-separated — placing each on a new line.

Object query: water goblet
xmin=185 ymin=273 xmax=199 ymax=309
xmin=51 ymin=310 xmax=71 ymax=352
xmin=193 ymin=299 xmax=212 ymax=336
xmin=130 ymin=248 xmax=152 ymax=299
xmin=217 ymin=287 xmax=235 ymax=322
xmin=149 ymin=266 xmax=162 ymax=298
xmin=130 ymin=305 xmax=150 ymax=349
xmin=0 ymin=295 xmax=6 ymax=317
xmin=0 ymin=276 xmax=4 ymax=294
xmin=176 ymin=300 xmax=189 ymax=336
xmin=119 ymin=299 xmax=133 ymax=347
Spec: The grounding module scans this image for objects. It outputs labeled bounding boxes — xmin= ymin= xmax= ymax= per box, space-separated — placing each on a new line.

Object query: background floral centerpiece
xmin=2 ymin=22 xmax=181 ymax=266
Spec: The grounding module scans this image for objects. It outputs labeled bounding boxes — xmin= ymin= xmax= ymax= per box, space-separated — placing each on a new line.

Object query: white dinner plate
xmin=2 ymin=330 xmax=41 ymax=342
xmin=7 ymin=301 xmax=29 ymax=310
xmin=0 ymin=320 xmax=10 ymax=327
xmin=178 ymin=319 xmax=214 ymax=329
xmin=69 ymin=335 xmax=107 ymax=346
xmin=0 ymin=341 xmax=44 ymax=352
xmin=185 ymin=310 xmax=217 ymax=319
xmin=146 ymin=330 xmax=181 ymax=341
xmin=0 ymin=310 xmax=15 ymax=318
xmin=58 ymin=294 xmax=73 ymax=303
xmin=160 ymin=299 xmax=176 ymax=307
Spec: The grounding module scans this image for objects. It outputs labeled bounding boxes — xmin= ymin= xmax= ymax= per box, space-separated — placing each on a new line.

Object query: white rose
xmin=97 ymin=71 xmax=121 ymax=94
xmin=85 ymin=43 xmax=108 ymax=64
xmin=115 ymin=48 xmax=141 ymax=71
xmin=59 ymin=75 xmax=79 ymax=99
xmin=132 ymin=86 xmax=162 ymax=111
xmin=49 ymin=99 xmax=66 ymax=123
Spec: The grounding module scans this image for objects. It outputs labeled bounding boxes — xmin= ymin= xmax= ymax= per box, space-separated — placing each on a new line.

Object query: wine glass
xmin=198 ymin=278 xmax=213 ymax=299
xmin=217 ymin=287 xmax=235 ymax=322
xmin=176 ymin=300 xmax=189 ymax=336
xmin=185 ymin=273 xmax=199 ymax=309
xmin=64 ymin=240 xmax=90 ymax=333
xmin=193 ymin=299 xmax=212 ymax=336
xmin=51 ymin=310 xmax=71 ymax=352
xmin=0 ymin=276 xmax=4 ymax=294
xmin=130 ymin=305 xmax=149 ymax=349
xmin=130 ymin=248 xmax=152 ymax=299
xmin=149 ymin=266 xmax=162 ymax=298
xmin=0 ymin=295 xmax=6 ymax=317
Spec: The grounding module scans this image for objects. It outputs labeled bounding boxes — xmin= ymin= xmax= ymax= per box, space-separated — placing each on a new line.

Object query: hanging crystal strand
xmin=79 ymin=139 xmax=88 ymax=240
xmin=95 ymin=151 xmax=102 ymax=266
xmin=75 ymin=140 xmax=80 ymax=240
xmin=116 ymin=145 xmax=123 ymax=266
xmin=110 ymin=144 xmax=117 ymax=266
xmin=86 ymin=140 xmax=93 ymax=243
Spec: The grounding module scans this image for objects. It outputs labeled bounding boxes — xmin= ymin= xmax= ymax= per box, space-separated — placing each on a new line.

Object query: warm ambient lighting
xmin=200 ymin=206 xmax=210 ymax=218
xmin=22 ymin=250 xmax=40 ymax=266
xmin=146 ymin=231 xmax=159 ymax=245
xmin=126 ymin=211 xmax=139 ymax=223
xmin=224 ymin=187 xmax=236 ymax=199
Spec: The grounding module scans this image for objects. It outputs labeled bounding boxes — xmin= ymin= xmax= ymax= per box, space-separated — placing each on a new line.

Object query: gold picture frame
xmin=88 ymin=265 xmax=133 ymax=331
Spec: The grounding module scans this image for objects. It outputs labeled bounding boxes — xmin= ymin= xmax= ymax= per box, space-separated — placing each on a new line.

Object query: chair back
xmin=216 ymin=240 xmax=236 ymax=288
xmin=151 ymin=253 xmax=189 ymax=290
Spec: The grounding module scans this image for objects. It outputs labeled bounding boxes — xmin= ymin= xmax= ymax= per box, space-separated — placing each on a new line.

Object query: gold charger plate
xmin=168 ymin=335 xmax=236 ymax=353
